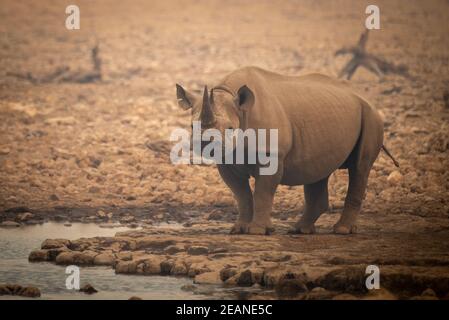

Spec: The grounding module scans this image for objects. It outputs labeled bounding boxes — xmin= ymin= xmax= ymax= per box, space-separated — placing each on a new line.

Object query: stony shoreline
xmin=28 ymin=219 xmax=449 ymax=300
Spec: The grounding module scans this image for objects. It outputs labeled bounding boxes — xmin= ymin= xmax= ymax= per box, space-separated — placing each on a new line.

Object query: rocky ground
xmin=1 ymin=0 xmax=449 ymax=299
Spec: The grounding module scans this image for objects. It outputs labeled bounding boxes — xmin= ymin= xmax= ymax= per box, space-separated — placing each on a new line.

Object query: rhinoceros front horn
xmin=200 ymin=86 xmax=215 ymax=126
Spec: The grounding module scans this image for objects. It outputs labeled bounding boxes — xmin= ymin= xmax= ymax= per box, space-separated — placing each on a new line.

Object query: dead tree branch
xmin=335 ymin=30 xmax=411 ymax=80
xmin=7 ymin=44 xmax=102 ymax=84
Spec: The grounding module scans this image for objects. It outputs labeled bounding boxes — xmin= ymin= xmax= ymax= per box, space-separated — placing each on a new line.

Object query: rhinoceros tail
xmin=381 ymin=145 xmax=399 ymax=168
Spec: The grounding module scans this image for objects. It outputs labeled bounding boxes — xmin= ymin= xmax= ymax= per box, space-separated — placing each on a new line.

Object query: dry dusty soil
xmin=1 ymin=0 xmax=449 ymax=299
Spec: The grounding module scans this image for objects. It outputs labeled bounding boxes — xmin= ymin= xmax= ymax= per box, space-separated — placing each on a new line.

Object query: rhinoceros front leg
xmin=217 ymin=164 xmax=253 ymax=234
xmin=245 ymin=165 xmax=283 ymax=235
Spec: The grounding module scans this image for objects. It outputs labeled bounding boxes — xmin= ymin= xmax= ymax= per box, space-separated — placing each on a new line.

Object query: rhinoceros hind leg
xmin=334 ymin=102 xmax=383 ymax=234
xmin=333 ymin=166 xmax=369 ymax=234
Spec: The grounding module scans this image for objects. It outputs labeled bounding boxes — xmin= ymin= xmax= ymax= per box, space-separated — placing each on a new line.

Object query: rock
xmin=99 ymin=223 xmax=121 ymax=228
xmin=115 ymin=261 xmax=137 ymax=274
xmin=171 ymin=261 xmax=189 ymax=275
xmin=17 ymin=212 xmax=34 ymax=221
xmin=88 ymin=186 xmax=101 ymax=194
xmin=210 ymin=247 xmax=228 ymax=254
xmin=332 ymin=293 xmax=358 ymax=300
xmin=55 ymin=251 xmax=97 ymax=265
xmin=20 ymin=286 xmax=41 ymax=298
xmin=0 ymin=285 xmax=10 ymax=295
xmin=25 ymin=219 xmax=43 ymax=225
xmin=387 ymin=171 xmax=403 ymax=186
xmin=41 ymin=239 xmax=71 ymax=249
xmin=135 ymin=237 xmax=175 ymax=250
xmin=194 ymin=271 xmax=222 ymax=285
xmin=93 ymin=253 xmax=115 ymax=266
xmin=410 ymin=295 xmax=439 ymax=300
xmin=127 ymin=223 xmax=139 ymax=228
xmin=302 ymin=287 xmax=336 ymax=300
xmin=362 ymin=288 xmax=397 ymax=300
xmin=136 ymin=257 xmax=162 ymax=274
xmin=52 ymin=214 xmax=67 ymax=221
xmin=164 ymin=244 xmax=185 ymax=254
xmin=120 ymin=215 xmax=136 ymax=224
xmin=128 ymin=296 xmax=142 ymax=300
xmin=55 ymin=252 xmax=76 ymax=265
xmin=96 ymin=210 xmax=107 ymax=218
xmin=187 ymin=262 xmax=211 ymax=277
xmin=45 ymin=116 xmax=77 ymax=125
xmin=160 ymin=260 xmax=175 ymax=275
xmin=263 ymin=267 xmax=309 ymax=288
xmin=220 ymin=267 xmax=238 ymax=282
xmin=180 ymin=284 xmax=197 ymax=292
xmin=421 ymin=288 xmax=437 ymax=297
xmin=28 ymin=249 xmax=49 ymax=262
xmin=187 ymin=246 xmax=209 ymax=255
xmin=116 ymin=251 xmax=133 ymax=261
xmin=275 ymin=273 xmax=309 ymax=297
xmin=158 ymin=181 xmax=177 ymax=193
xmin=317 ymin=267 xmax=367 ymax=293
xmin=311 ymin=287 xmax=327 ymax=293
xmin=47 ymin=247 xmax=69 ymax=260
xmin=409 ymin=288 xmax=440 ymax=300
xmin=228 ymin=268 xmax=264 ymax=287
xmin=64 ymin=223 xmax=72 ymax=227
xmin=49 ymin=194 xmax=59 ymax=201
xmin=261 ymin=253 xmax=291 ymax=262
xmin=79 ymin=284 xmax=98 ymax=294
xmin=0 ymin=285 xmax=40 ymax=298
xmin=207 ymin=210 xmax=224 ymax=221
xmin=0 ymin=221 xmax=20 ymax=228
xmin=236 ymin=270 xmax=254 ymax=286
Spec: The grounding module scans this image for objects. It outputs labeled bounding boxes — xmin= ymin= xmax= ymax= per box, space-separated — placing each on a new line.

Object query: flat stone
xmin=0 ymin=221 xmax=20 ymax=228
xmin=55 ymin=251 xmax=97 ymax=265
xmin=115 ymin=261 xmax=137 ymax=274
xmin=79 ymin=284 xmax=98 ymax=294
xmin=28 ymin=249 xmax=49 ymax=262
xmin=41 ymin=238 xmax=71 ymax=249
xmin=194 ymin=271 xmax=222 ymax=285
xmin=93 ymin=253 xmax=115 ymax=266
xmin=187 ymin=246 xmax=209 ymax=255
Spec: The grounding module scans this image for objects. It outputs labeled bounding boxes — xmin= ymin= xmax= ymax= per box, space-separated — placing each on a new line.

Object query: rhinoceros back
xmin=218 ymin=68 xmax=368 ymax=185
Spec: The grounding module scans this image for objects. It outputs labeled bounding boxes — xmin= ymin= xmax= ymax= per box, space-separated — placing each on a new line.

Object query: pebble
xmin=387 ymin=171 xmax=403 ymax=185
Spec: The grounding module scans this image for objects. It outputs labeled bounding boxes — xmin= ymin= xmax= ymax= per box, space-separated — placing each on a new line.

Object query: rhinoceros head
xmin=176 ymin=83 xmax=255 ymax=155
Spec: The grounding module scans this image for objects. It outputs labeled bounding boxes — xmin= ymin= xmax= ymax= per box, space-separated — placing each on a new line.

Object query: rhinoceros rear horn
xmin=200 ymin=86 xmax=215 ymax=125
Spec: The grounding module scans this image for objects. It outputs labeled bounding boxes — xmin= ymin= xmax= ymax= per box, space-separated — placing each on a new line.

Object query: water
xmin=0 ymin=223 xmax=224 ymax=300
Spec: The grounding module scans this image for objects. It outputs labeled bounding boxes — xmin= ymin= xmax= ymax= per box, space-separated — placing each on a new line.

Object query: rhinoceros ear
xmin=235 ymin=85 xmax=255 ymax=111
xmin=176 ymin=84 xmax=196 ymax=110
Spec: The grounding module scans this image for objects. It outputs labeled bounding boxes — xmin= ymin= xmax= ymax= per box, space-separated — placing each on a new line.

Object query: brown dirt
xmin=1 ymin=0 xmax=449 ymax=299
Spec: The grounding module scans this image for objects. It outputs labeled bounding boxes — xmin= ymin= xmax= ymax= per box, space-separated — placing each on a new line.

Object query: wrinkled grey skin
xmin=176 ymin=66 xmax=384 ymax=235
